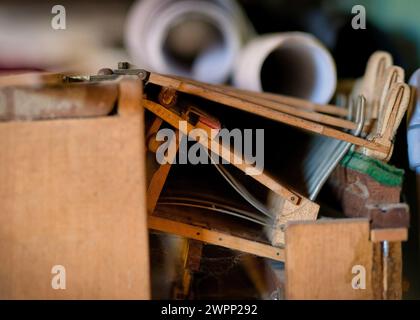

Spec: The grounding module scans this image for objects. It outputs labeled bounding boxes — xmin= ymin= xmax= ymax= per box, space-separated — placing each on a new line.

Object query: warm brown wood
xmin=266 ymin=193 xmax=319 ymax=246
xmin=371 ymin=242 xmax=384 ymax=299
xmin=194 ymin=81 xmax=355 ymax=129
xmin=148 ymin=216 xmax=285 ymax=261
xmin=214 ymin=83 xmax=348 ymax=116
xmin=366 ymin=204 xmax=410 ymax=229
xmin=146 ymin=117 xmax=163 ymax=140
xmin=143 ymin=98 xmax=301 ymax=205
xmin=174 ymin=271 xmax=193 ymax=299
xmin=155 ymin=199 xmax=273 ymax=245
xmin=0 ymin=78 xmax=150 ymax=299
xmin=0 ymin=72 xmax=64 ymax=87
xmin=375 ymin=240 xmax=403 ymax=300
xmin=329 ymin=166 xmax=403 ymax=219
xmin=149 ymin=73 xmax=388 ymax=153
xmin=158 ymin=87 xmax=178 ymax=107
xmin=147 ymin=163 xmax=173 ymax=213
xmin=174 ymin=239 xmax=203 ymax=299
xmin=183 ymin=240 xmax=203 ymax=272
xmin=384 ymin=242 xmax=403 ymax=299
xmin=370 ymin=228 xmax=408 ymax=242
xmin=285 ymin=219 xmax=375 ymax=299
xmin=147 ymin=130 xmax=179 ymax=213
xmin=0 ymin=82 xmax=118 ymax=121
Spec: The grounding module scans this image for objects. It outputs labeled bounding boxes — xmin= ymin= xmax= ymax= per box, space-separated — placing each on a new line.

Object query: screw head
xmin=97 ymin=68 xmax=113 ymax=75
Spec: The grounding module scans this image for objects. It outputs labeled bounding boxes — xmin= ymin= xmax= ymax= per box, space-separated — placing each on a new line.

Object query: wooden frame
xmin=0 ymin=76 xmax=150 ymax=299
xmin=144 ymin=97 xmax=319 ymax=250
xmin=148 ymin=73 xmax=388 ymax=154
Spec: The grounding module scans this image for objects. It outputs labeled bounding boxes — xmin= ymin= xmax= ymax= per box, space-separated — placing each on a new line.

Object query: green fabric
xmin=340 ymin=151 xmax=404 ymax=187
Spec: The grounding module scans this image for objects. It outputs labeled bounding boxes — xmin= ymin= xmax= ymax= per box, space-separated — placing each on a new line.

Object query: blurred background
xmin=1 ymin=0 xmax=419 ymax=298
xmin=1 ymin=0 xmax=419 ymax=78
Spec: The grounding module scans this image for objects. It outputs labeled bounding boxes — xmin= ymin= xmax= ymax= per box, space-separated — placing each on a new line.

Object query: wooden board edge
xmin=148 ymin=215 xmax=285 ymax=262
xmin=370 ymin=228 xmax=408 ymax=242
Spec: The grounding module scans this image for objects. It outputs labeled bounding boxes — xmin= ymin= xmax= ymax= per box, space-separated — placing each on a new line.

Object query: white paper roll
xmin=232 ymin=32 xmax=337 ymax=104
xmin=125 ymin=0 xmax=252 ymax=84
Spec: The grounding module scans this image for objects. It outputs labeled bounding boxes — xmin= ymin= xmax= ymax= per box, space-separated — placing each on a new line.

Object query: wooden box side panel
xmin=285 ymin=219 xmax=375 ymax=299
xmin=0 ymin=113 xmax=150 ymax=299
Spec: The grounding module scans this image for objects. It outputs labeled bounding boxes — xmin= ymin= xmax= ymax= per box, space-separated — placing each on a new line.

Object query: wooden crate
xmin=0 ymin=78 xmax=150 ymax=299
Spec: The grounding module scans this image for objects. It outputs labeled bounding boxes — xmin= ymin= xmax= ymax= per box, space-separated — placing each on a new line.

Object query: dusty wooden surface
xmin=285 ymin=219 xmax=376 ymax=299
xmin=0 ymin=83 xmax=117 ymax=121
xmin=0 ymin=78 xmax=150 ymax=299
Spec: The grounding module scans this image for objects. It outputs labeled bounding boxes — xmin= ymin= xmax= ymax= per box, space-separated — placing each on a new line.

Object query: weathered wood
xmin=266 ymin=193 xmax=319 ymax=246
xmin=148 ymin=162 xmax=175 ymax=214
xmin=370 ymin=228 xmax=408 ymax=242
xmin=173 ymin=239 xmax=203 ymax=299
xmin=366 ymin=204 xmax=410 ymax=229
xmin=143 ymin=99 xmax=320 ymax=248
xmin=143 ymin=98 xmax=301 ymax=205
xmin=285 ymin=219 xmax=376 ymax=299
xmin=384 ymin=242 xmax=403 ymax=300
xmin=148 ymin=216 xmax=284 ymax=261
xmin=0 ymin=72 xmax=64 ymax=87
xmin=329 ymin=153 xmax=408 ymax=229
xmin=214 ymin=83 xmax=348 ymax=116
xmin=148 ymin=72 xmax=388 ymax=153
xmin=147 ymin=128 xmax=179 ymax=214
xmin=0 ymin=82 xmax=118 ymax=121
xmin=0 ymin=78 xmax=150 ymax=299
xmin=196 ymin=81 xmax=355 ymax=129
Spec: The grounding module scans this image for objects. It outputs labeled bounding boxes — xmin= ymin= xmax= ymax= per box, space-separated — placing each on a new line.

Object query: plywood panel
xmin=0 ymin=80 xmax=150 ymax=299
xmin=285 ymin=219 xmax=375 ymax=299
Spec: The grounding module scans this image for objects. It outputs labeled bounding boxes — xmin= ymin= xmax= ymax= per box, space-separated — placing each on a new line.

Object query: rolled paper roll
xmin=125 ymin=0 xmax=252 ymax=84
xmin=408 ymin=69 xmax=420 ymax=173
xmin=232 ymin=32 xmax=337 ymax=104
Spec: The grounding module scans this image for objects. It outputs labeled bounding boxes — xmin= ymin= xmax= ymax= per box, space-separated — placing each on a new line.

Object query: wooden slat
xmin=370 ymin=228 xmax=408 ymax=242
xmin=214 ymin=83 xmax=348 ymax=116
xmin=0 ymin=83 xmax=118 ymax=121
xmin=147 ymin=131 xmax=179 ymax=213
xmin=384 ymin=242 xmax=403 ymax=299
xmin=182 ymin=79 xmax=354 ymax=128
xmin=285 ymin=219 xmax=376 ymax=299
xmin=0 ymin=72 xmax=64 ymax=87
xmin=208 ymin=83 xmax=355 ymax=129
xmin=158 ymin=74 xmax=348 ymax=117
xmin=149 ymin=73 xmax=388 ymax=154
xmin=143 ymin=99 xmax=301 ymax=205
xmin=148 ymin=216 xmax=285 ymax=261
